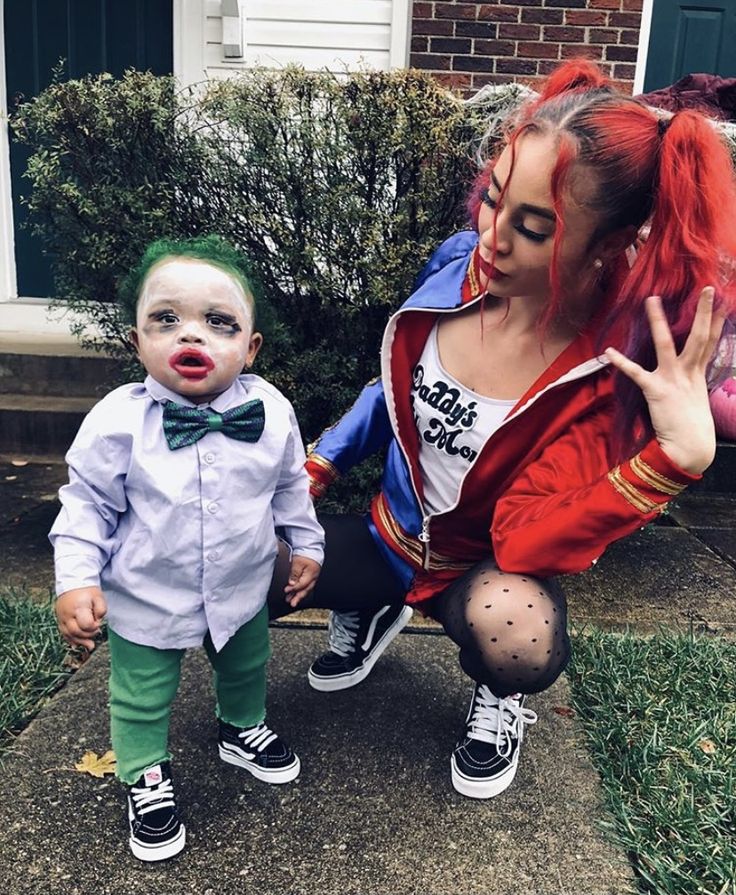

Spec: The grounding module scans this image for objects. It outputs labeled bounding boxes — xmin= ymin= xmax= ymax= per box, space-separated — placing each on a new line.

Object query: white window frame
xmin=633 ymin=0 xmax=655 ymax=95
xmin=0 ymin=0 xmax=204 ymax=342
xmin=390 ymin=0 xmax=411 ymax=69
xmin=0 ymin=0 xmax=17 ymax=306
xmin=174 ymin=0 xmax=206 ymax=87
xmin=0 ymin=2 xmax=64 ymax=342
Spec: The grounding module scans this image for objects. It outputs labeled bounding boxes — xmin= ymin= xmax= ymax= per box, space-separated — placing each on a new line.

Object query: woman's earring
xmin=593 ymin=258 xmax=603 ymax=270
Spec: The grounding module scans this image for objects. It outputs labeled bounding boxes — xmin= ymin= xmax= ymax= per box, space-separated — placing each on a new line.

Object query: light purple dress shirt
xmin=50 ymin=374 xmax=324 ymax=651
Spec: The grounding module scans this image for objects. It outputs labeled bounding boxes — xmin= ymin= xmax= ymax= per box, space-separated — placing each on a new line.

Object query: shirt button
xmin=207 ymin=551 xmax=219 ymax=562
xmin=207 ymin=502 xmax=219 ymax=514
xmin=204 ymin=452 xmax=215 ymax=464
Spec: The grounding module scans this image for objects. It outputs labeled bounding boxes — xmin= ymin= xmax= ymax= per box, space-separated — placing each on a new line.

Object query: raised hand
xmin=604 ymin=287 xmax=725 ymax=475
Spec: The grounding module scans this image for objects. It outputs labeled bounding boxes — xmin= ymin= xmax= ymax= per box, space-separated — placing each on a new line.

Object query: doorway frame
xmin=0 ymin=0 xmax=197 ymax=341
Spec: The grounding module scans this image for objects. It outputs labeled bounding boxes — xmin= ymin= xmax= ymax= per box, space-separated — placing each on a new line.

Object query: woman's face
xmin=476 ymin=130 xmax=603 ymax=310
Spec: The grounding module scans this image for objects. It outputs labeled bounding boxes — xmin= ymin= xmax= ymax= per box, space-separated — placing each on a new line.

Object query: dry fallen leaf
xmin=553 ymin=706 xmax=575 ymax=718
xmin=64 ymin=650 xmax=92 ymax=670
xmin=74 ymin=750 xmax=117 ymax=777
xmin=698 ymin=738 xmax=717 ymax=755
xmin=4 ymin=475 xmax=17 ymax=481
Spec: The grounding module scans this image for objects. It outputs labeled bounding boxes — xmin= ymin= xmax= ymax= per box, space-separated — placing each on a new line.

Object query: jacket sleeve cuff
xmin=305 ymin=454 xmax=340 ymax=499
xmin=607 ymin=439 xmax=701 ymax=514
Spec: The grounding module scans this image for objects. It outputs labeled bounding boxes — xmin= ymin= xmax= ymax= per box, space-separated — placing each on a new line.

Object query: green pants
xmin=108 ymin=605 xmax=271 ymax=784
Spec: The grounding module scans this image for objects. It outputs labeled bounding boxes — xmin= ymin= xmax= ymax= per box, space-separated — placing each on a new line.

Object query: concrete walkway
xmin=0 ymin=631 xmax=632 ymax=895
xmin=2 ymin=456 xmax=735 ymax=894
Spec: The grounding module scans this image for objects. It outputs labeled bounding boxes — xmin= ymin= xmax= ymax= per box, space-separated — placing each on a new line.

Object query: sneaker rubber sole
xmin=450 ymin=751 xmax=520 ymax=799
xmin=218 ymin=743 xmax=301 ymax=783
xmin=308 ymin=605 xmax=414 ymax=692
xmin=129 ymin=823 xmax=186 ymax=862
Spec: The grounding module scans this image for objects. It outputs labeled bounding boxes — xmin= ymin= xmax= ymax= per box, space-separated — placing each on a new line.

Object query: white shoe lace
xmin=130 ymin=777 xmax=176 ymax=816
xmin=327 ymin=610 xmax=361 ymax=657
xmin=467 ymin=685 xmax=538 ymax=758
xmin=238 ymin=721 xmax=278 ymax=753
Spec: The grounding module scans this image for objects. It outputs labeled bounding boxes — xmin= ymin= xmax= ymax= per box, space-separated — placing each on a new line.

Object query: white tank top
xmin=411 ymin=323 xmax=518 ymax=515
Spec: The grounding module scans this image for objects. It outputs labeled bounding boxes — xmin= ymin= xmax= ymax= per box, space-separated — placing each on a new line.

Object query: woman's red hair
xmin=468 ymin=60 xmax=736 ymax=459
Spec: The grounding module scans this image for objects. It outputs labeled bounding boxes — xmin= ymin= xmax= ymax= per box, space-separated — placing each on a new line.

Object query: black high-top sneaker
xmin=127 ymin=761 xmax=186 ymax=861
xmin=451 ymin=684 xmax=538 ymax=799
xmin=307 ymin=604 xmax=413 ymax=692
xmin=218 ymin=720 xmax=300 ymax=783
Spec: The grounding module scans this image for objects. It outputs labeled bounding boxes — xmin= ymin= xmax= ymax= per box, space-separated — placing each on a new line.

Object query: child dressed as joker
xmin=50 ymin=235 xmax=324 ymax=862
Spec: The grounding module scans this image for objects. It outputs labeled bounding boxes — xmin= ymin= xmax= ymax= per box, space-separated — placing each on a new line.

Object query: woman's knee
xmin=460 ymin=570 xmax=570 ymax=692
xmin=465 ymin=570 xmax=561 ymax=630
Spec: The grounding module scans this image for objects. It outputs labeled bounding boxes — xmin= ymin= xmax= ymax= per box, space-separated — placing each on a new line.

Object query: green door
xmin=3 ymin=0 xmax=173 ymax=298
xmin=644 ymin=0 xmax=736 ymax=92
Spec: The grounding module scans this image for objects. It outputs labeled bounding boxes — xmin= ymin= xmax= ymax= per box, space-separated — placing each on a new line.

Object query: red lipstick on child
xmin=169 ymin=349 xmax=215 ymax=380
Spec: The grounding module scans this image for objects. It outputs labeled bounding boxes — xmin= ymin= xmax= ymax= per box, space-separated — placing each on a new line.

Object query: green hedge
xmin=12 ymin=69 xmax=503 ymax=423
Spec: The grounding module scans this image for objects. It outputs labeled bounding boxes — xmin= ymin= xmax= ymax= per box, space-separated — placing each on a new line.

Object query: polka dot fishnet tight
xmin=432 ymin=558 xmax=571 ymax=698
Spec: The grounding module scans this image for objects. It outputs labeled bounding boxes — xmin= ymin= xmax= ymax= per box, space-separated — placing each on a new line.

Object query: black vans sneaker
xmin=127 ymin=761 xmax=186 ymax=862
xmin=307 ymin=604 xmax=413 ymax=692
xmin=451 ymin=685 xmax=538 ymax=799
xmin=218 ymin=720 xmax=300 ymax=783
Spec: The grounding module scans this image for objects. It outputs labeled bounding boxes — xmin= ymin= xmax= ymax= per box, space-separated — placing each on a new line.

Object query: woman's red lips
xmin=169 ymin=349 xmax=215 ymax=380
xmin=477 ymin=253 xmax=507 ymax=280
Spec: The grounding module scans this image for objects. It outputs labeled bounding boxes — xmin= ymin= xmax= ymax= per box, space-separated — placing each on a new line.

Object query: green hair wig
xmin=118 ymin=234 xmax=268 ymax=330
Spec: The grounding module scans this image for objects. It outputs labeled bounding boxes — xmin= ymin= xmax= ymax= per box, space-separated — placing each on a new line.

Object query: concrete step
xmin=0 ymin=394 xmax=97 ymax=457
xmin=667 ymin=491 xmax=736 ymax=569
xmin=563 ymin=522 xmax=736 ymax=636
xmin=0 ymin=351 xmax=118 ymax=397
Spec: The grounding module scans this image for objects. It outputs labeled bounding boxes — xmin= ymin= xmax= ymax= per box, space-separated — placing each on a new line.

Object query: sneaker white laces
xmin=238 ymin=721 xmax=278 ymax=752
xmin=327 ymin=610 xmax=361 ymax=657
xmin=130 ymin=778 xmax=175 ymax=815
xmin=468 ymin=686 xmax=538 ymax=758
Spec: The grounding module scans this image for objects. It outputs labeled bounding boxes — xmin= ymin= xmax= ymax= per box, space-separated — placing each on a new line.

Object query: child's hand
xmin=284 ymin=556 xmax=321 ymax=608
xmin=55 ymin=587 xmax=107 ymax=652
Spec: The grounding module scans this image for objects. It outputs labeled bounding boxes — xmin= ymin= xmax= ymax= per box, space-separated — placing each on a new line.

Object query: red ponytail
xmin=603 ymin=110 xmax=736 ymax=455
xmin=621 ymin=111 xmax=736 ymax=329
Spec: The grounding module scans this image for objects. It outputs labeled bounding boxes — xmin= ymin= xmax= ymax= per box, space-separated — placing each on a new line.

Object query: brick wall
xmin=410 ymin=0 xmax=643 ymax=95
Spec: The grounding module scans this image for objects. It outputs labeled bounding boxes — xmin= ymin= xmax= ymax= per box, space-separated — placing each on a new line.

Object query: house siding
xmin=203 ymin=0 xmax=406 ymax=75
xmin=409 ymin=0 xmax=644 ymax=94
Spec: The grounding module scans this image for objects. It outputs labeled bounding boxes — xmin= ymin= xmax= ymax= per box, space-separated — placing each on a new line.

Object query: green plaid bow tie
xmin=162 ymin=399 xmax=265 ymax=450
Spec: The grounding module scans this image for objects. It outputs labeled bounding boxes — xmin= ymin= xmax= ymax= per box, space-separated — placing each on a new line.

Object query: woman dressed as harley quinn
xmin=268 ymin=60 xmax=736 ymax=798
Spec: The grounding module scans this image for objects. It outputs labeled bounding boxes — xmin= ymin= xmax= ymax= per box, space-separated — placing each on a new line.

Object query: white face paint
xmin=137 ymin=258 xmax=255 ymax=330
xmin=131 ymin=257 xmax=262 ymax=404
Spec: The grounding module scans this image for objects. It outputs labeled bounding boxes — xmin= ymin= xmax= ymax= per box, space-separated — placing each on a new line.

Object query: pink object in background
xmin=710 ymin=377 xmax=736 ymax=440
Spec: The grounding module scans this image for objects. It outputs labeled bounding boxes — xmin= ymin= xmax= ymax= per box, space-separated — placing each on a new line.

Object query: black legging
xmin=268 ymin=514 xmax=571 ymax=697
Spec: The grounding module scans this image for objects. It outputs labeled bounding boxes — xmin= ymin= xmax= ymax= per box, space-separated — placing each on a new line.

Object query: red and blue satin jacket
xmin=305 ymin=231 xmax=700 ymax=606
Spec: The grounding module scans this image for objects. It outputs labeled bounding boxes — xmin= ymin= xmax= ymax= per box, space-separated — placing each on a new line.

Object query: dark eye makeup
xmin=207 ymin=313 xmax=241 ymax=332
xmin=152 ymin=310 xmax=179 ymax=325
xmin=481 ymin=192 xmax=550 ymax=244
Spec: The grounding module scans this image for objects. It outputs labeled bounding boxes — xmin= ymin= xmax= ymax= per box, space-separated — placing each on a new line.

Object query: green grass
xmin=568 ymin=629 xmax=736 ymax=895
xmin=0 ymin=588 xmax=74 ymax=759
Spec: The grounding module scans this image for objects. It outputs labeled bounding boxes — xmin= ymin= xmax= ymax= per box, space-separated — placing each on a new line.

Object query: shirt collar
xmin=144 ymin=375 xmax=249 ymax=412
